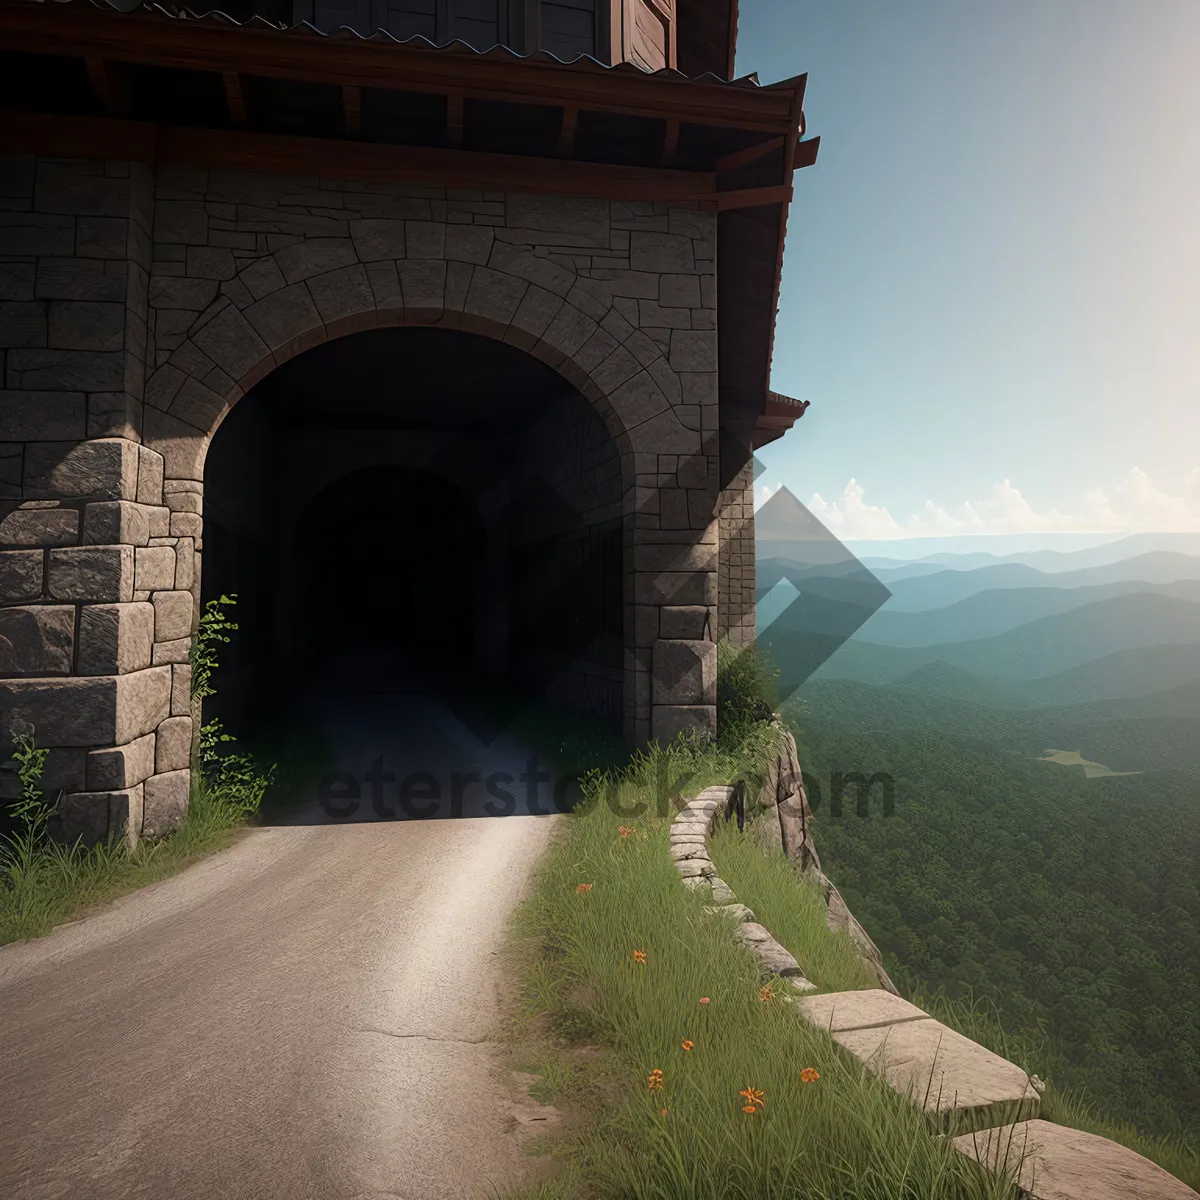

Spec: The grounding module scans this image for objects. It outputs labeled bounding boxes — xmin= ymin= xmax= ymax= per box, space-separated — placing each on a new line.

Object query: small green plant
xmin=716 ymin=641 xmax=778 ymax=748
xmin=1 ymin=722 xmax=58 ymax=922
xmin=190 ymin=593 xmax=239 ymax=704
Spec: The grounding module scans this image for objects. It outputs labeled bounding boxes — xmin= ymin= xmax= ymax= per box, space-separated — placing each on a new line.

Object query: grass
xmin=706 ymin=818 xmax=879 ymax=995
xmin=498 ymin=731 xmax=1024 ymax=1199
xmin=0 ymin=758 xmax=272 ymax=948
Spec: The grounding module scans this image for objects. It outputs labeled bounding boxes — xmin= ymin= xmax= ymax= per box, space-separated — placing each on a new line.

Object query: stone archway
xmin=0 ymin=168 xmax=722 ymax=845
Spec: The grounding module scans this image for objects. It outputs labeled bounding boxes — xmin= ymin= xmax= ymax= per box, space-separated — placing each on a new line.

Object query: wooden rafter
xmin=558 ymin=107 xmax=578 ymax=160
xmin=446 ymin=92 xmax=464 ymax=150
xmin=0 ymin=2 xmax=799 ymax=135
xmin=342 ymin=85 xmax=362 ymax=137
xmin=85 ymin=57 xmax=130 ymax=117
xmin=661 ymin=117 xmax=680 ymax=166
xmin=222 ymin=71 xmax=248 ymax=127
xmin=716 ymin=135 xmax=783 ymax=175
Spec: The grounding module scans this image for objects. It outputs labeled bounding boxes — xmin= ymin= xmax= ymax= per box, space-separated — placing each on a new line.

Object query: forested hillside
xmin=793 ymin=709 xmax=1200 ymax=1135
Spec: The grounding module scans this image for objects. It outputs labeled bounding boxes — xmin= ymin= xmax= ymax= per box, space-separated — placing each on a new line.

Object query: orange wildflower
xmin=739 ymin=1087 xmax=765 ymax=1110
xmin=659 ymin=1108 xmax=669 ymax=1117
xmin=698 ymin=997 xmax=711 ymax=1005
xmin=742 ymin=1105 xmax=758 ymax=1114
xmin=758 ymin=985 xmax=775 ymax=1003
xmin=800 ymin=1068 xmax=821 ymax=1083
xmin=618 ymin=825 xmax=635 ymax=838
xmin=681 ymin=1040 xmax=694 ymax=1051
xmin=575 ymin=883 xmax=593 ymax=893
xmin=632 ymin=949 xmax=647 ymax=964
xmin=648 ymin=1069 xmax=664 ymax=1091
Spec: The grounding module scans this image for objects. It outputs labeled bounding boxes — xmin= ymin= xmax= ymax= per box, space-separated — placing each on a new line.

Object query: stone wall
xmin=717 ymin=446 xmax=755 ymax=648
xmin=0 ymin=151 xmax=734 ymax=842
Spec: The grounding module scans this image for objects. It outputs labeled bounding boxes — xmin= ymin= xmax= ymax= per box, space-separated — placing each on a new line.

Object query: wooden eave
xmin=753 ymin=391 xmax=810 ymax=447
xmin=0 ymin=0 xmax=797 ymax=134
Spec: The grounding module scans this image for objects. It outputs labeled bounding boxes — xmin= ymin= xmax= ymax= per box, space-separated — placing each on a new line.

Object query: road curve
xmin=0 ymin=806 xmax=558 ymax=1199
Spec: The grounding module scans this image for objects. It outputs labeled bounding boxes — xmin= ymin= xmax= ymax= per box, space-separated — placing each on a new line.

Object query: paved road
xmin=0 ymin=687 xmax=564 ymax=1200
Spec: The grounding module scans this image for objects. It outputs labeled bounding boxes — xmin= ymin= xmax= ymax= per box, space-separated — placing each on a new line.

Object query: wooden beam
xmin=0 ymin=3 xmax=797 ymax=134
xmin=716 ymin=135 xmax=783 ymax=175
xmin=0 ymin=110 xmax=721 ymax=204
xmin=446 ymin=92 xmax=464 ymax=149
xmin=85 ymin=57 xmax=130 ymax=117
xmin=660 ymin=116 xmax=679 ymax=166
xmin=713 ymin=183 xmax=791 ymax=211
xmin=793 ymin=136 xmax=820 ymax=170
xmin=342 ymin=85 xmax=362 ymax=137
xmin=223 ymin=71 xmax=248 ymax=127
xmin=558 ymin=107 xmax=578 ymax=159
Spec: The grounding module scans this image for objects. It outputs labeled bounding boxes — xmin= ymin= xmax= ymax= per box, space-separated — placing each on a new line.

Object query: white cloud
xmin=795 ymin=468 xmax=1200 ymax=540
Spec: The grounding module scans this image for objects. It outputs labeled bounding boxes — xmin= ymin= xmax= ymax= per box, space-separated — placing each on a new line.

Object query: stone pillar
xmin=717 ymin=432 xmax=756 ymax=649
xmin=0 ymin=154 xmax=192 ymax=845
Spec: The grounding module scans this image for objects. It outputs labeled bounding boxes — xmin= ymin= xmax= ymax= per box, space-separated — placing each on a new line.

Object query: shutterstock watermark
xmin=314 ymin=755 xmax=896 ymax=821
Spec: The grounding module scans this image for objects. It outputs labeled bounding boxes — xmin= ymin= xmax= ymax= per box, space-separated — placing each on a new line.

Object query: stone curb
xmin=668 ymin=784 xmax=816 ymax=992
xmin=667 ymin=788 xmax=1200 ymax=1200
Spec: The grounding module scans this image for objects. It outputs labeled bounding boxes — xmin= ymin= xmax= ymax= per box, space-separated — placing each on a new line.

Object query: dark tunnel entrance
xmin=201 ymin=326 xmax=625 ymax=760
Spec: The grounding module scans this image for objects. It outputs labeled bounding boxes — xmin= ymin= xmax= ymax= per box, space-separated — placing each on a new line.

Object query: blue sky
xmin=736 ymin=0 xmax=1200 ymax=540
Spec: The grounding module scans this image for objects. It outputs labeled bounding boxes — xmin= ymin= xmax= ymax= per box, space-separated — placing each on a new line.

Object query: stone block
xmin=152 ymin=637 xmax=190 ymax=665
xmin=244 ymin=283 xmax=323 ymax=352
xmin=170 ymin=663 xmax=192 ymax=715
xmin=445 ymin=223 xmax=494 ymax=265
xmin=734 ymin=922 xmax=809 ymax=978
xmin=7 ymin=348 xmax=124 ymax=391
xmin=651 ymin=703 xmax=716 ymax=744
xmin=659 ymin=605 xmax=707 ymax=639
xmin=152 ymin=589 xmax=192 ymax=641
xmin=0 ymin=260 xmax=35 ymax=302
xmin=464 ymin=266 xmax=527 ymax=325
xmin=82 ymin=500 xmax=151 ymax=547
xmin=635 ymin=542 xmax=716 ymax=573
xmin=802 ymin=995 xmax=1041 ymax=1127
xmin=77 ymin=601 xmax=154 ymax=675
xmin=173 ymin=538 xmax=194 ymax=590
xmin=307 ymin=264 xmax=373 ymax=324
xmin=48 ymin=544 xmax=133 ymax=602
xmin=659 ymin=274 xmax=701 ymax=308
xmin=110 ymin=782 xmax=144 ymax=849
xmin=630 ymin=231 xmax=694 ymax=273
xmin=0 ymin=504 xmax=79 ymax=549
xmin=137 ymin=445 xmax=165 ymax=506
xmin=149 ymin=275 xmax=219 ymax=311
xmin=35 ymin=257 xmax=126 ymax=302
xmin=0 ymin=549 xmax=43 ymax=602
xmin=0 ymin=392 xmax=85 ymax=440
xmin=0 ymin=666 xmax=169 ymax=749
xmin=633 ymin=569 xmax=716 ymax=608
xmin=134 ymin=545 xmax=176 ymax=592
xmin=668 ymin=329 xmax=716 ymax=373
xmin=350 ymin=217 xmax=406 ymax=261
xmin=190 ymin=304 xmax=270 ymax=382
xmin=155 ymin=715 xmax=192 ymax=772
xmin=652 ymin=639 xmax=715 ymax=705
xmin=275 ymin=237 xmax=357 ymax=283
xmin=170 ymin=512 xmax=201 ymax=539
xmin=797 ymin=989 xmax=930 ymax=1034
xmin=86 ymin=732 xmax=156 ymax=790
xmin=397 ymin=258 xmax=447 ymax=309
xmin=0 ymin=213 xmax=73 ymax=257
xmin=143 ymin=768 xmax=190 ymax=839
xmin=505 ymin=193 xmax=609 ymax=245
xmin=47 ymin=301 xmax=125 ymax=352
xmin=0 ymin=300 xmax=48 ymax=347
xmin=23 ymin=437 xmax=139 ymax=501
xmin=0 ymin=605 xmax=75 ymax=676
xmin=953 ymin=1119 xmax=1200 ymax=1200
xmin=58 ymin=791 xmax=113 ymax=847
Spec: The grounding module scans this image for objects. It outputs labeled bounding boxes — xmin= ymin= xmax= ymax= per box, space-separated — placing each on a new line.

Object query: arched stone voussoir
xmin=143 ymin=404 xmax=213 ymax=484
xmin=242 ymin=282 xmax=326 ymax=357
